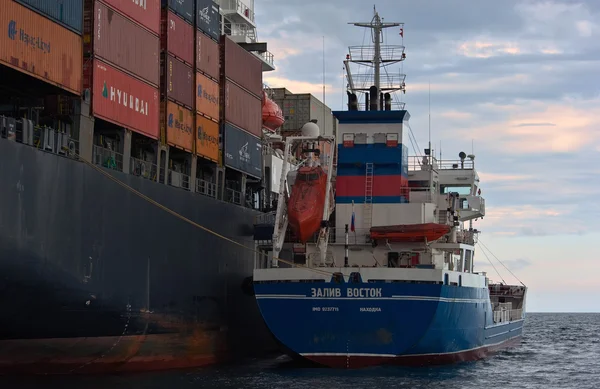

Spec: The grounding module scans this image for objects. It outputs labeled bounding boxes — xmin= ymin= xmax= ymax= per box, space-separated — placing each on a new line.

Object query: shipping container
xmin=162 ymin=100 xmax=194 ymax=152
xmin=271 ymin=88 xmax=335 ymax=136
xmin=89 ymin=1 xmax=160 ymax=86
xmin=196 ymin=114 xmax=219 ymax=162
xmin=92 ymin=59 xmax=160 ymax=139
xmin=1 ymin=1 xmax=82 ymax=95
xmin=195 ymin=0 xmax=220 ymax=41
xmin=196 ymin=72 xmax=220 ymax=121
xmin=15 ymin=0 xmax=83 ymax=34
xmin=101 ymin=0 xmax=161 ymax=35
xmin=223 ymin=80 xmax=262 ymax=138
xmin=161 ymin=10 xmax=194 ymax=66
xmin=196 ymin=30 xmax=219 ymax=80
xmin=161 ymin=54 xmax=194 ymax=109
xmin=223 ymin=122 xmax=262 ymax=179
xmin=161 ymin=0 xmax=194 ymax=25
xmin=222 ymin=35 xmax=263 ymax=98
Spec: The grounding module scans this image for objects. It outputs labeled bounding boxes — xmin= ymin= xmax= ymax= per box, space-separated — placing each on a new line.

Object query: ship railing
xmin=221 ymin=0 xmax=255 ymax=22
xmin=130 ymin=157 xmax=157 ymax=181
xmin=408 ymin=156 xmax=474 ymax=171
xmin=93 ymin=145 xmax=123 ymax=172
xmin=302 ymin=227 xmax=371 ymax=245
xmin=492 ymin=308 xmax=523 ymax=323
xmin=456 ymin=229 xmax=477 ymax=245
xmin=167 ymin=169 xmax=191 ymax=191
xmin=254 ymin=210 xmax=277 ymax=225
xmin=225 ymin=188 xmax=243 ymax=205
xmin=1 ymin=115 xmax=80 ymax=160
xmin=196 ymin=178 xmax=217 ymax=198
xmin=223 ymin=22 xmax=256 ymax=41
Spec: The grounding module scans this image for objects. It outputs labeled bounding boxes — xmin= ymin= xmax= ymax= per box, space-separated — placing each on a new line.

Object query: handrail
xmin=407 ymin=155 xmax=474 ymax=171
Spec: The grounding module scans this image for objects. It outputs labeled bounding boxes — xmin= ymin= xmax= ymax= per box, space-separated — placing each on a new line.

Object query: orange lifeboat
xmin=287 ymin=166 xmax=328 ymax=243
xmin=262 ymin=91 xmax=284 ymax=132
xmin=370 ymin=223 xmax=451 ymax=243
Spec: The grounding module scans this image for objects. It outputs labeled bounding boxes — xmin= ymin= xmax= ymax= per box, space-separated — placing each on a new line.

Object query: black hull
xmin=0 ymin=139 xmax=276 ymax=374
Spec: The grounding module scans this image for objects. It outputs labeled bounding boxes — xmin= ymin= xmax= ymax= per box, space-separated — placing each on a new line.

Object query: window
xmin=441 ymin=185 xmax=471 ymax=195
xmin=464 ymin=250 xmax=473 ymax=273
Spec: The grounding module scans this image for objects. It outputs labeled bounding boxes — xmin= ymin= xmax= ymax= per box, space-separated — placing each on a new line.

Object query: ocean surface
xmin=2 ymin=313 xmax=598 ymax=389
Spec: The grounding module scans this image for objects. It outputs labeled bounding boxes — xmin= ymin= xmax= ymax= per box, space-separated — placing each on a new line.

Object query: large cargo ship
xmin=252 ymin=8 xmax=528 ymax=369
xmin=0 ymin=0 xmax=285 ymax=374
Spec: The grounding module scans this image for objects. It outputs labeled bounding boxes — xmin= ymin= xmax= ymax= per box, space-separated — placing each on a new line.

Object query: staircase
xmin=363 ymin=162 xmax=374 ymax=231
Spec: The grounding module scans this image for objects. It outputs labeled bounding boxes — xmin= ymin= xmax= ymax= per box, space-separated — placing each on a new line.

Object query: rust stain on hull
xmin=0 ymin=331 xmax=229 ymax=375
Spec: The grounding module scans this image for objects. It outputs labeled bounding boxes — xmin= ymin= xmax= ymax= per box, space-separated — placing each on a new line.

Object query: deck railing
xmin=408 ymin=156 xmax=474 ymax=171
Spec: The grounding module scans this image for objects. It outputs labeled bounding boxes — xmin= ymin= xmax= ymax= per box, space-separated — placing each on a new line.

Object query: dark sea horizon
xmin=3 ymin=312 xmax=599 ymax=389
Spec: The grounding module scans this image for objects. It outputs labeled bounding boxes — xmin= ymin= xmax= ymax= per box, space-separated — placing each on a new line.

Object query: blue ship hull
xmin=254 ymin=280 xmax=524 ymax=368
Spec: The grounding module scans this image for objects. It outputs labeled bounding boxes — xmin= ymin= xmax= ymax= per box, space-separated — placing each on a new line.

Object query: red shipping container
xmin=161 ymin=10 xmax=194 ymax=66
xmin=222 ymin=36 xmax=263 ymax=98
xmin=1 ymin=1 xmax=82 ymax=95
xmin=161 ymin=54 xmax=194 ymax=109
xmin=223 ymin=80 xmax=262 ymax=138
xmin=100 ymin=0 xmax=161 ymax=35
xmin=92 ymin=59 xmax=160 ymax=139
xmin=196 ymin=30 xmax=219 ymax=81
xmin=90 ymin=1 xmax=160 ymax=87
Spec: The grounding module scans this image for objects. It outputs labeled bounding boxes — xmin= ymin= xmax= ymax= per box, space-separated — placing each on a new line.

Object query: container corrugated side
xmin=92 ymin=1 xmax=160 ymax=87
xmin=161 ymin=54 xmax=194 ymax=109
xmin=15 ymin=0 xmax=83 ymax=34
xmin=101 ymin=0 xmax=161 ymax=35
xmin=162 ymin=100 xmax=194 ymax=152
xmin=223 ymin=80 xmax=262 ymax=138
xmin=196 ymin=72 xmax=219 ymax=121
xmin=196 ymin=114 xmax=219 ymax=162
xmin=195 ymin=0 xmax=219 ymax=41
xmin=161 ymin=10 xmax=194 ymax=66
xmin=161 ymin=0 xmax=194 ymax=25
xmin=196 ymin=30 xmax=219 ymax=81
xmin=223 ymin=122 xmax=262 ymax=179
xmin=92 ymin=59 xmax=159 ymax=139
xmin=221 ymin=35 xmax=263 ymax=98
xmin=1 ymin=1 xmax=82 ymax=95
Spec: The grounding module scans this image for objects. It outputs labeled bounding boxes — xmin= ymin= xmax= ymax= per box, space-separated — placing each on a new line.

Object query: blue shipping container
xmin=223 ymin=122 xmax=263 ymax=179
xmin=162 ymin=0 xmax=194 ymax=25
xmin=195 ymin=0 xmax=220 ymax=41
xmin=15 ymin=0 xmax=83 ymax=34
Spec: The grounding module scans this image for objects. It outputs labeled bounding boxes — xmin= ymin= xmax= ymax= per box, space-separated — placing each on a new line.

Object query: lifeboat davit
xmin=287 ymin=165 xmax=328 ymax=243
xmin=262 ymin=91 xmax=284 ymax=132
xmin=370 ymin=223 xmax=451 ymax=243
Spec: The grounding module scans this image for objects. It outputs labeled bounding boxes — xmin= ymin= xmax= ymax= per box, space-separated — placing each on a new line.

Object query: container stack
xmin=83 ymin=0 xmax=161 ymax=140
xmin=220 ymin=35 xmax=264 ymax=180
xmin=160 ymin=0 xmax=195 ymax=153
xmin=195 ymin=0 xmax=221 ymax=163
xmin=4 ymin=0 xmax=84 ymax=96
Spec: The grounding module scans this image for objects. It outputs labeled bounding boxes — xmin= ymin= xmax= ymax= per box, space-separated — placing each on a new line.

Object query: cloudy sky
xmin=255 ymin=0 xmax=600 ymax=312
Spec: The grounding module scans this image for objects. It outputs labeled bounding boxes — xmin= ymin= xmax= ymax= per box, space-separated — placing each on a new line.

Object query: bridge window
xmin=441 ymin=185 xmax=471 ymax=195
xmin=464 ymin=250 xmax=473 ymax=273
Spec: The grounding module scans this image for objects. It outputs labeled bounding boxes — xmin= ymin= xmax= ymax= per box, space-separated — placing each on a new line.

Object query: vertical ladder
xmin=363 ymin=162 xmax=374 ymax=231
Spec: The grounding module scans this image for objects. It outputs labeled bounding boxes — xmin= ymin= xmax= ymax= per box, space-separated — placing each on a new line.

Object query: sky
xmin=255 ymin=0 xmax=600 ymax=312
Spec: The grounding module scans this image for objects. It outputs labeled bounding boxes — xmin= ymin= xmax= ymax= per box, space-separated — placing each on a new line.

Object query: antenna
xmin=323 ymin=35 xmax=326 ymax=127
xmin=428 ymin=79 xmax=431 ymax=157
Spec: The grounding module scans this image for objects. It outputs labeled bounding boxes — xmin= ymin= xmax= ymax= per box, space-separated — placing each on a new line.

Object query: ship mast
xmin=346 ymin=6 xmax=406 ymax=111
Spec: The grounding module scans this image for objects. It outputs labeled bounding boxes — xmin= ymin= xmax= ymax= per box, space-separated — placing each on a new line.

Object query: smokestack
xmin=380 ymin=92 xmax=384 ymax=110
xmin=369 ymin=85 xmax=378 ymax=111
xmin=347 ymin=91 xmax=358 ymax=111
xmin=365 ymin=93 xmax=369 ymax=111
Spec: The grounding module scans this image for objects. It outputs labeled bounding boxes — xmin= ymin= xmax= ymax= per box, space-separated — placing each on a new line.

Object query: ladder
xmin=363 ymin=162 xmax=374 ymax=231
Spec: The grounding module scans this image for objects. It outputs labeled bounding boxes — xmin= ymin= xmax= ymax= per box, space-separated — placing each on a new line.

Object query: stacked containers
xmin=221 ymin=35 xmax=263 ymax=179
xmin=1 ymin=1 xmax=83 ymax=95
xmin=160 ymin=3 xmax=195 ymax=151
xmin=84 ymin=0 xmax=161 ymax=139
xmin=195 ymin=0 xmax=221 ymax=163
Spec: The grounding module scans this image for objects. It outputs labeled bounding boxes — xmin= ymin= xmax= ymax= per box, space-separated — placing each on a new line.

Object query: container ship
xmin=252 ymin=7 xmax=528 ymax=369
xmin=0 ymin=0 xmax=300 ymax=375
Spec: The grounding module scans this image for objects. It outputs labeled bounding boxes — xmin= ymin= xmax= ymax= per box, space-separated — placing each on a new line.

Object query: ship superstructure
xmin=252 ymin=7 xmax=527 ymax=369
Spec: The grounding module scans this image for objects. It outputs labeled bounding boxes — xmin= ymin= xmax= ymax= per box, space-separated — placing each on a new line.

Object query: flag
xmin=350 ymin=201 xmax=356 ymax=232
xmin=399 ymin=28 xmax=404 ymax=37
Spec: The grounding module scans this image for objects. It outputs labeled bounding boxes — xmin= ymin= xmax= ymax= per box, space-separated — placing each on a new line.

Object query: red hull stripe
xmin=301 ymin=336 xmax=523 ymax=369
xmin=336 ymin=175 xmax=409 ymax=197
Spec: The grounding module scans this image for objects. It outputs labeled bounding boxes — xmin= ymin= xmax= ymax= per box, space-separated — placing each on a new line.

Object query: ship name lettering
xmin=347 ymin=288 xmax=382 ymax=298
xmin=310 ymin=288 xmax=341 ymax=297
